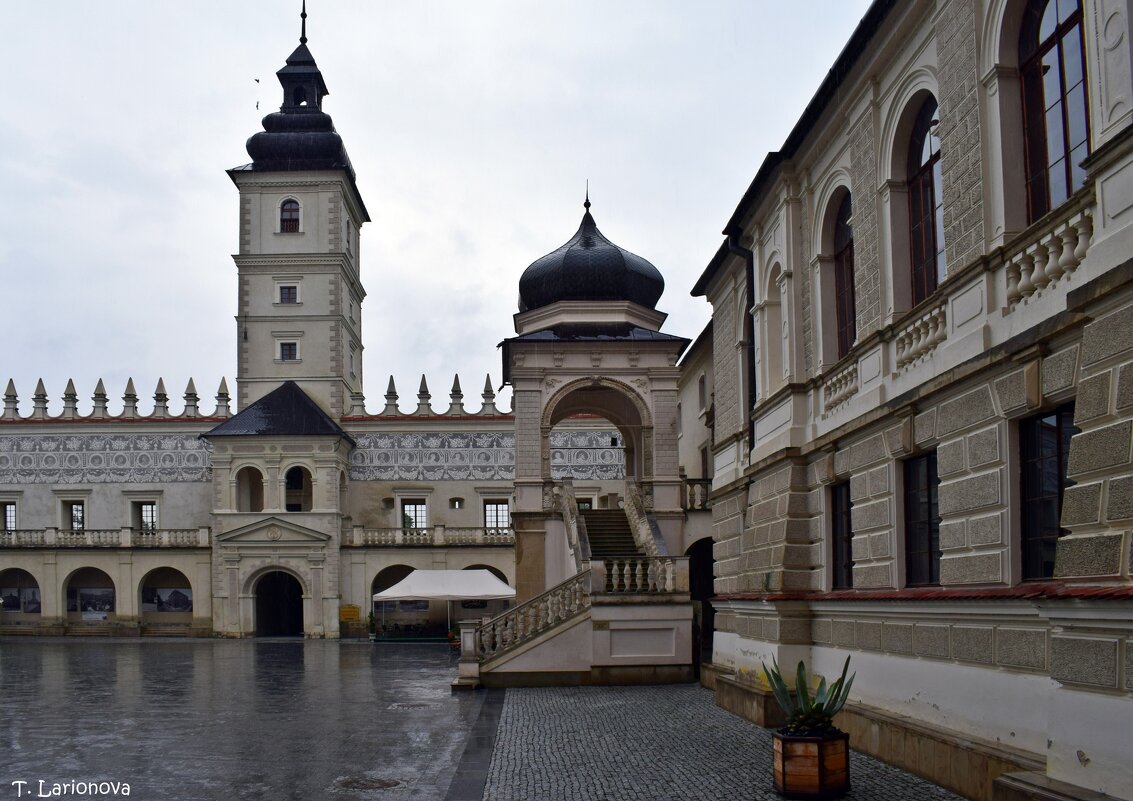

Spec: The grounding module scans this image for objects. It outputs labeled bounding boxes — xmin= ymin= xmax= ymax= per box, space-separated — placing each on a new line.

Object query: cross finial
xmin=300 ymin=0 xmax=308 ymax=45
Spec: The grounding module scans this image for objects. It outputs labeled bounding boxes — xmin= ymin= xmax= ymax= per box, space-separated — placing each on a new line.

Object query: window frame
xmin=907 ymin=96 xmax=945 ymax=306
xmin=904 ymin=451 xmax=941 ymax=587
xmin=830 ymin=480 xmax=854 ymax=590
xmin=483 ymin=500 xmax=510 ymax=531
xmin=401 ymin=499 xmax=428 ymax=530
xmin=279 ymin=341 xmax=299 ymax=362
xmin=832 ymin=193 xmax=857 ymax=359
xmin=279 ymin=199 xmax=301 ymax=233
xmin=1019 ymin=0 xmax=1090 ymax=222
xmin=1019 ymin=402 xmax=1077 ymax=580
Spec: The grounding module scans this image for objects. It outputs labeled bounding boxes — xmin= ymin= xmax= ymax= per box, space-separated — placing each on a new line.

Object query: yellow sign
xmin=339 ymin=605 xmax=361 ymax=622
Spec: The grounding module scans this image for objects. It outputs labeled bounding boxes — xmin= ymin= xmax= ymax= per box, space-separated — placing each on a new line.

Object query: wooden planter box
xmin=772 ymin=729 xmax=850 ymax=799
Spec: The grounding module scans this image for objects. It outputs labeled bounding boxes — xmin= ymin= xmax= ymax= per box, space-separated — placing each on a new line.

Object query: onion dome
xmin=245 ymin=5 xmax=355 ymax=178
xmin=518 ymin=196 xmax=665 ymax=313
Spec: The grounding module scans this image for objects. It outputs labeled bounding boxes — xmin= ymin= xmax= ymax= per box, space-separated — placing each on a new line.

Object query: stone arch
xmin=138 ymin=567 xmax=194 ymax=631
xmin=812 ymin=168 xmax=853 ymax=259
xmin=0 ymin=567 xmax=42 ymax=618
xmin=63 ymin=566 xmax=117 ymax=623
xmin=234 ymin=464 xmax=265 ymax=512
xmin=282 ymin=463 xmax=314 ymax=512
xmin=464 ymin=563 xmax=509 ymax=584
xmin=241 ymin=563 xmax=309 ymax=597
xmin=541 ymin=377 xmax=653 ymax=482
xmin=248 ymin=566 xmax=306 ymax=637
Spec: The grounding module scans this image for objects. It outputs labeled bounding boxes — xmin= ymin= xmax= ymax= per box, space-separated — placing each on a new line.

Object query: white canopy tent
xmin=372 ymin=569 xmax=516 ymax=632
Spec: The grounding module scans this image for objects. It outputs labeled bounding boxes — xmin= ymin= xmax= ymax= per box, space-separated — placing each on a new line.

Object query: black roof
xmin=518 ymin=199 xmax=664 ymax=313
xmin=204 ymin=382 xmax=354 ymax=443
xmin=503 ymin=324 xmax=688 ymax=344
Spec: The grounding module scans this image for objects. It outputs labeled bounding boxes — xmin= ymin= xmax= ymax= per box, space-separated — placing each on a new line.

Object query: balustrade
xmin=894 ymin=302 xmax=947 ymax=370
xmin=1004 ymin=209 xmax=1092 ymax=309
xmin=0 ymin=527 xmax=210 ymax=548
xmin=353 ymin=526 xmax=514 ymax=547
xmin=476 ymin=570 xmax=592 ymax=660
xmin=822 ymin=362 xmax=859 ymax=412
xmin=603 ymin=556 xmax=684 ymax=593
xmin=682 ymin=479 xmax=711 ymax=511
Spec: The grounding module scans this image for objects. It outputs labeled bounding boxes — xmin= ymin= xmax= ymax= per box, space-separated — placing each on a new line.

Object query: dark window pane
xmin=1048 ymin=158 xmax=1069 ymax=207
xmin=1066 ymin=84 xmax=1088 ymax=149
xmin=1062 ymin=25 xmax=1083 ymax=88
xmin=1039 ymin=0 xmax=1057 ymax=40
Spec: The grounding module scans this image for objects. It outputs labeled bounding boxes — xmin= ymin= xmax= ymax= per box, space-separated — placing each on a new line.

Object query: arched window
xmin=832 ymin=194 xmax=856 ymax=359
xmin=284 ymin=466 xmax=313 ymax=512
xmin=1020 ymin=0 xmax=1089 ymax=222
xmin=908 ymin=96 xmax=944 ymax=306
xmin=280 ymin=199 xmax=300 ymax=233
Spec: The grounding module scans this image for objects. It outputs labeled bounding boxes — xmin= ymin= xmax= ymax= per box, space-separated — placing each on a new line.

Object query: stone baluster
xmin=634 ymin=560 xmax=644 ymax=591
xmin=1043 ymin=231 xmax=1064 ymax=285
xmin=1017 ymin=251 xmax=1036 ymax=300
xmin=1073 ymin=212 xmax=1092 ymax=265
xmin=1056 ymin=225 xmax=1077 ymax=277
xmin=1030 ymin=242 xmax=1051 ymax=292
xmin=1005 ymin=256 xmax=1022 ymax=306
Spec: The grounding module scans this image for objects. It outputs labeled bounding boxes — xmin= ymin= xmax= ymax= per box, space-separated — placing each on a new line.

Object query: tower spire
xmin=584 ymin=180 xmax=590 ymax=211
xmin=300 ymin=0 xmax=308 ymax=45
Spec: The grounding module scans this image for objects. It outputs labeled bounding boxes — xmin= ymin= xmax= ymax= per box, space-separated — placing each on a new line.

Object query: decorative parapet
xmin=0 ymin=527 xmax=210 ymax=548
xmin=347 ymin=526 xmax=514 ymax=547
xmin=0 ymin=378 xmax=231 ymax=422
xmin=682 ymin=478 xmax=711 ymax=511
xmin=822 ymin=361 xmax=859 ymax=413
xmin=600 ymin=556 xmax=689 ymax=594
xmin=894 ymin=302 xmax=948 ymax=371
xmin=476 ymin=569 xmax=593 ymax=661
xmin=1003 ymin=208 xmax=1093 ymax=310
xmin=342 ymin=373 xmax=511 ymax=418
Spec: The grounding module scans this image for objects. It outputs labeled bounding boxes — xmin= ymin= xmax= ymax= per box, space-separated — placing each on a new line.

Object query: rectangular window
xmin=1 ymin=502 xmax=15 ymax=531
xmin=830 ymin=481 xmax=854 ymax=590
xmin=134 ymin=502 xmax=158 ymax=532
xmin=401 ymin=500 xmax=427 ymax=530
xmin=904 ymin=452 xmax=940 ymax=586
xmin=1020 ymin=403 xmax=1077 ymax=580
xmin=699 ymin=446 xmax=710 ymax=480
xmin=484 ymin=501 xmax=510 ymax=530
xmin=65 ymin=501 xmax=85 ymax=532
xmin=280 ymin=342 xmax=298 ymax=361
xmin=279 ymin=285 xmax=298 ymax=304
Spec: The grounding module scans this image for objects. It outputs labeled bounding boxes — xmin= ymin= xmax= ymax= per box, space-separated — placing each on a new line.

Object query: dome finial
xmin=300 ymin=0 xmax=308 ymax=45
xmin=584 ymin=180 xmax=590 ymax=211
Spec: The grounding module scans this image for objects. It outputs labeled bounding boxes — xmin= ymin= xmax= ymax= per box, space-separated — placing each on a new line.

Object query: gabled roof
xmin=204 ymin=381 xmax=354 ymax=443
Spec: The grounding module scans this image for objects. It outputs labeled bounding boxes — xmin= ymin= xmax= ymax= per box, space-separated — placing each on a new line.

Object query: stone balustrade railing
xmin=476 ymin=570 xmax=593 ymax=660
xmin=349 ymin=526 xmax=514 ymax=547
xmin=682 ymin=478 xmax=711 ymax=511
xmin=1003 ymin=207 xmax=1093 ymax=310
xmin=624 ymin=480 xmax=663 ymax=556
xmin=823 ymin=361 xmax=859 ymax=412
xmin=594 ymin=556 xmax=689 ymax=594
xmin=0 ymin=527 xmax=210 ymax=548
xmin=894 ymin=301 xmax=947 ymax=371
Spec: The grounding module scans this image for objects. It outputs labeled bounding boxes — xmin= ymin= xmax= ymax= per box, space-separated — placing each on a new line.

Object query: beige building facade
xmin=692 ymin=1 xmax=1133 ymax=799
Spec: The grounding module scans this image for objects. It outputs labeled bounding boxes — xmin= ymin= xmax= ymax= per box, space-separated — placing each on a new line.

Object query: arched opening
xmin=284 ymin=466 xmax=313 ymax=512
xmin=280 ymin=198 xmax=300 ymax=233
xmin=762 ymin=264 xmax=785 ymax=391
xmin=254 ymin=571 xmax=304 ymax=637
xmin=139 ymin=567 xmax=193 ymax=633
xmin=292 ymin=86 xmax=308 ymax=107
xmin=550 ymin=412 xmax=628 ymax=505
xmin=0 ymin=568 xmax=41 ymax=621
xmin=371 ymin=565 xmax=430 ymax=638
xmin=545 ymin=383 xmax=647 ymax=486
xmin=65 ymin=567 xmax=115 ymax=624
xmin=235 ymin=466 xmax=265 ymax=513
xmin=686 ymin=538 xmax=716 ymax=678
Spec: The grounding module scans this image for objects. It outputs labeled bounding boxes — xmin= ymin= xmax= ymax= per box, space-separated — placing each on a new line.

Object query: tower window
xmin=279 ymin=285 xmax=298 ymax=304
xmin=280 ymin=200 xmax=300 ymax=233
xmin=280 ymin=342 xmax=299 ymax=361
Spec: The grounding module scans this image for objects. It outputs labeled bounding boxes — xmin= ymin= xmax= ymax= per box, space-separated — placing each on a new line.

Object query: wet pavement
xmin=0 ymin=639 xmax=965 ymax=801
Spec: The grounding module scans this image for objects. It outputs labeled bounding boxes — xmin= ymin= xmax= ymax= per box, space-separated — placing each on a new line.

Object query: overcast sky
xmin=0 ymin=1 xmax=871 ymax=417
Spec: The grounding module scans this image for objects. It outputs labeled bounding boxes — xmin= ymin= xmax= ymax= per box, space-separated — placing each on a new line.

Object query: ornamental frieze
xmin=0 ymin=434 xmax=211 ymax=484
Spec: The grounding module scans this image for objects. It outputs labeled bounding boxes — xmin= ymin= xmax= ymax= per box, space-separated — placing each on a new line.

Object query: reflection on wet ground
xmin=0 ymin=639 xmax=480 ymax=801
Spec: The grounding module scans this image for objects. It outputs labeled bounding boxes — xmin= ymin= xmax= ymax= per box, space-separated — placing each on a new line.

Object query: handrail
xmin=552 ymin=478 xmax=587 ymax=568
xmin=623 ymin=480 xmax=664 ymax=556
xmin=475 ymin=569 xmax=593 ymax=661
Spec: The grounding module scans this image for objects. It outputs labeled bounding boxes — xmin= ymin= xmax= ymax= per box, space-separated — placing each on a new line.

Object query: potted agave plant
xmin=761 ymin=655 xmax=855 ymax=800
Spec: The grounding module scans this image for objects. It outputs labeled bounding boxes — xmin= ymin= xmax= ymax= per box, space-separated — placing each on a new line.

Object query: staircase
xmin=582 ymin=509 xmax=642 ymax=560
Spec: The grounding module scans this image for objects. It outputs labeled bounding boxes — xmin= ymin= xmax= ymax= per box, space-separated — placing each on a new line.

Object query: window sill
xmin=275 ymin=359 xmax=302 ymax=365
xmin=275 ymin=231 xmax=305 ymax=236
xmin=273 ymin=302 xmax=303 ymax=307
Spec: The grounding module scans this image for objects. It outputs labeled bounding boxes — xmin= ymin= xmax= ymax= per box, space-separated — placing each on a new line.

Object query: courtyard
xmin=0 ymin=639 xmax=964 ymax=801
